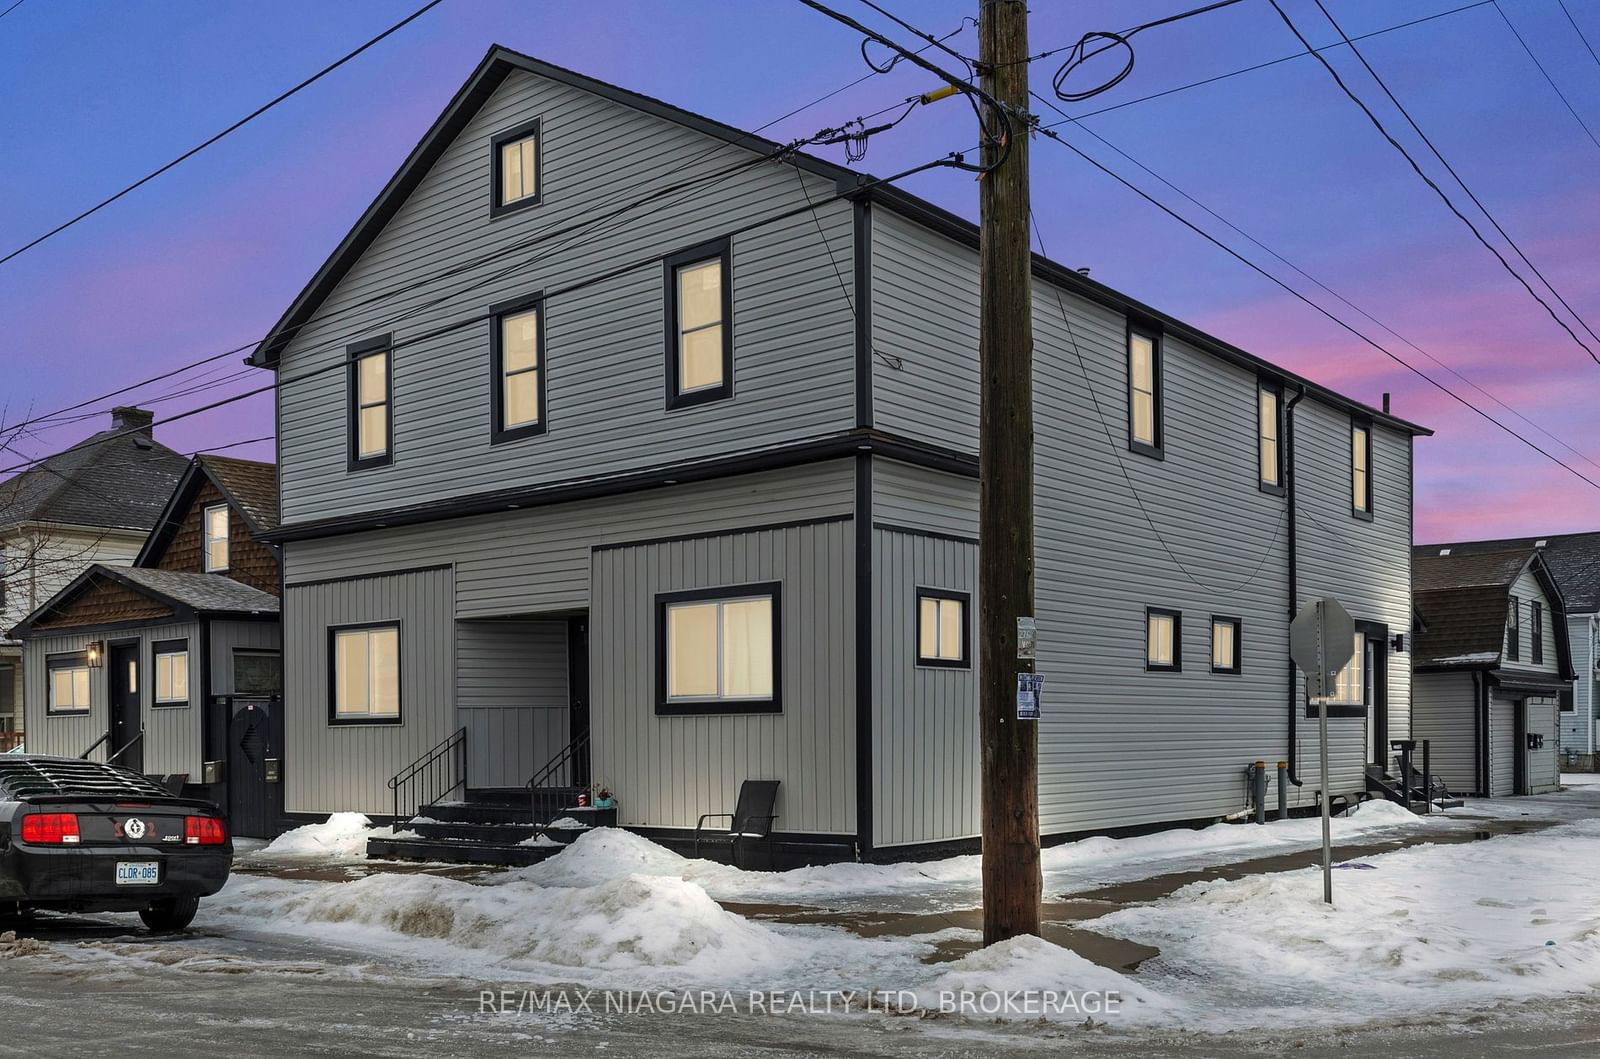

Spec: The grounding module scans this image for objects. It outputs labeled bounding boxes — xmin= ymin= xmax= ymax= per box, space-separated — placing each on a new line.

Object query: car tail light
xmin=184 ymin=816 xmax=226 ymax=846
xmin=21 ymin=813 xmax=80 ymax=845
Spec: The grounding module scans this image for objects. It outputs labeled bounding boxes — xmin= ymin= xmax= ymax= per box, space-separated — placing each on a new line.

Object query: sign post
xmin=1288 ymin=597 xmax=1356 ymax=904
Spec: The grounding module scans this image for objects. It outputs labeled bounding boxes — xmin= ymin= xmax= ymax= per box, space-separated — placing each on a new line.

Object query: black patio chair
xmin=694 ymin=780 xmax=779 ymax=868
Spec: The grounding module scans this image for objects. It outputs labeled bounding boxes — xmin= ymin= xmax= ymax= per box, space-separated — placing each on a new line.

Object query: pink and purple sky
xmin=2 ymin=0 xmax=1597 ymax=542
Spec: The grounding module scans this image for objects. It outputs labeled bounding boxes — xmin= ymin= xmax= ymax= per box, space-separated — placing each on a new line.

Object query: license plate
xmin=115 ymin=861 xmax=160 ymax=886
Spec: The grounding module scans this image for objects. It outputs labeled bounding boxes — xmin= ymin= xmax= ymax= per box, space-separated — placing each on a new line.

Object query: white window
xmin=1146 ymin=609 xmax=1180 ymax=671
xmin=352 ymin=346 xmax=390 ymax=463
xmin=660 ymin=587 xmax=777 ymax=711
xmin=1507 ymin=597 xmax=1521 ymax=662
xmin=203 ymin=503 xmax=229 ymax=572
xmin=154 ymin=642 xmax=189 ymax=705
xmin=917 ymin=591 xmax=969 ymax=666
xmin=1128 ymin=327 xmax=1161 ymax=453
xmin=1317 ymin=632 xmax=1367 ymax=706
xmin=667 ymin=243 xmax=731 ymax=405
xmin=1351 ymin=422 xmax=1372 ymax=516
xmin=1258 ymin=385 xmax=1281 ymax=489
xmin=333 ymin=625 xmax=400 ymax=721
xmin=497 ymin=128 xmax=539 ymax=207
xmin=1211 ymin=617 xmax=1240 ymax=673
xmin=48 ymin=657 xmax=91 ymax=713
xmin=495 ymin=303 xmax=543 ymax=435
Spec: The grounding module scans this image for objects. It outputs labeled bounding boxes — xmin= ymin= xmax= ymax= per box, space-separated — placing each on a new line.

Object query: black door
xmin=1513 ymin=698 xmax=1529 ymax=796
xmin=1367 ymin=636 xmax=1389 ymax=767
xmin=227 ymin=697 xmax=284 ymax=838
xmin=108 ymin=642 xmax=142 ymax=772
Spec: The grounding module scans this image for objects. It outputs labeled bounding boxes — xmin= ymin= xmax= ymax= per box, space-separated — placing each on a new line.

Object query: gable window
xmin=916 ymin=589 xmax=970 ymax=668
xmin=1211 ymin=616 xmax=1241 ymax=674
xmin=664 ymin=238 xmax=733 ymax=408
xmin=656 ymin=583 xmax=780 ymax=715
xmin=203 ymin=503 xmax=230 ymax=572
xmin=348 ymin=337 xmax=392 ymax=470
xmin=46 ymin=653 xmax=91 ymax=714
xmin=1127 ymin=324 xmax=1163 ymax=458
xmin=1146 ymin=608 xmax=1181 ymax=671
xmin=330 ymin=624 xmax=400 ymax=723
xmin=1351 ymin=420 xmax=1373 ymax=519
xmin=153 ymin=639 xmax=189 ymax=706
xmin=1532 ymin=600 xmax=1545 ymax=665
xmin=1258 ymin=383 xmax=1283 ymax=493
xmin=1507 ymin=597 xmax=1521 ymax=662
xmin=490 ymin=118 xmax=541 ymax=214
xmin=490 ymin=294 xmax=547 ymax=443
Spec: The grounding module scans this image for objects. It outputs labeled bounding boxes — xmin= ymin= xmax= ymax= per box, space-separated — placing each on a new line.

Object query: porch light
xmin=84 ymin=641 xmax=105 ymax=668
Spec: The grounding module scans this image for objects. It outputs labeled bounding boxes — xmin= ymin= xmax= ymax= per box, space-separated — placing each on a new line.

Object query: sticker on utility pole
xmin=1016 ymin=616 xmax=1037 ymax=660
xmin=1016 ymin=673 xmax=1042 ymax=720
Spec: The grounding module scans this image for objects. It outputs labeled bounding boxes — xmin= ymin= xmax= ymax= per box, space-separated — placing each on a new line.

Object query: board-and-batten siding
xmin=1490 ymin=691 xmax=1515 ymax=797
xmin=1411 ymin=672 xmax=1478 ymax=795
xmin=209 ymin=620 xmax=282 ymax=696
xmin=282 ymin=460 xmax=854 ymax=617
xmin=590 ymin=521 xmax=855 ymax=835
xmin=283 ymin=568 xmax=454 ymax=815
xmin=456 ymin=619 xmax=569 ymax=788
xmin=1503 ymin=568 xmax=1559 ymax=676
xmin=273 ymin=69 xmax=855 ymax=525
xmin=871 ymin=521 xmax=978 ymax=848
xmin=23 ymin=622 xmax=202 ymax=775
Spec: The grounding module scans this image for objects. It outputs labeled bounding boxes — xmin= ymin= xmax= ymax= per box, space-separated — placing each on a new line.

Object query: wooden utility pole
xmin=977 ymin=0 xmax=1040 ymax=945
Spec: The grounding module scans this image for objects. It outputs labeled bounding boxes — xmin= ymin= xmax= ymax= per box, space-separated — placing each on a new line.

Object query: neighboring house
xmin=247 ymin=46 xmax=1429 ymax=861
xmin=1416 ymin=533 xmax=1600 ymax=770
xmin=7 ymin=456 xmax=284 ymax=835
xmin=1411 ymin=548 xmax=1573 ymax=796
xmin=0 ymin=407 xmax=187 ymax=746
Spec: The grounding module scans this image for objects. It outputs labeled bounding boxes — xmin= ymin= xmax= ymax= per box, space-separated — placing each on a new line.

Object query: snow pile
xmin=256 ymin=813 xmax=383 ymax=859
xmin=915 ymin=935 xmax=1170 ymax=1025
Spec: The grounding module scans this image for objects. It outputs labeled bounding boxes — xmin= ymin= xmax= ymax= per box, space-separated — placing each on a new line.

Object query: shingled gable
xmin=8 ymin=564 xmax=279 ymax=639
xmin=1412 ymin=548 xmax=1574 ymax=676
xmin=245 ymin=45 xmax=1427 ymax=441
xmin=136 ymin=454 xmax=280 ymax=569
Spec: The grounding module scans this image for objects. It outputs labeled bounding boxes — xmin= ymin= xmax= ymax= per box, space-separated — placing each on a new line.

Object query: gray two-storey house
xmin=251 ymin=47 xmax=1429 ymax=861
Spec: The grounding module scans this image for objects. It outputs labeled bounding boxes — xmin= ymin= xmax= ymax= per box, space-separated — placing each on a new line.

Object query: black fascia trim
xmin=664 ymin=236 xmax=734 ymax=410
xmin=853 ymin=198 xmax=873 ymax=429
xmin=1145 ymin=607 xmax=1182 ymax=672
xmin=915 ymin=587 xmax=972 ymax=669
xmin=854 ymin=453 xmax=873 ymax=856
xmin=489 ymin=290 xmax=549 ymax=444
xmin=43 ymin=651 xmax=91 ymax=716
xmin=489 ymin=116 xmax=542 ymax=217
xmin=1257 ymin=378 xmax=1286 ymax=496
xmin=1210 ymin=615 xmax=1242 ymax=675
xmin=151 ymin=637 xmax=190 ymax=708
xmin=654 ymin=581 xmax=782 ymax=716
xmin=592 ymin=513 xmax=852 ymax=554
xmin=1350 ymin=417 xmax=1374 ymax=521
xmin=1127 ymin=320 xmax=1165 ymax=460
xmin=347 ymin=335 xmax=393 ymax=472
xmin=327 ymin=620 xmax=403 ymax=727
xmin=871 ymin=522 xmax=979 ymax=547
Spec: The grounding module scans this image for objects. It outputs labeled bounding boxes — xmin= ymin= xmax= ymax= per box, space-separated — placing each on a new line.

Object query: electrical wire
xmin=1045 ymin=0 xmax=1251 ymax=102
xmin=1559 ymin=0 xmax=1600 ymax=74
xmin=1493 ymin=0 xmax=1600 ymax=154
xmin=0 ymin=0 xmax=27 ymax=21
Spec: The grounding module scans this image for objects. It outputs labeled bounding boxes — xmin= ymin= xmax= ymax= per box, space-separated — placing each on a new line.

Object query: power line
xmin=1494 ymin=0 xmax=1600 ymax=153
xmin=0 ymin=0 xmax=446 ymax=269
xmin=0 ymin=0 xmax=27 ymax=22
xmin=1560 ymin=0 xmax=1600 ymax=73
xmin=1267 ymin=0 xmax=1600 ymax=365
xmin=1027 ymin=120 xmax=1600 ymax=493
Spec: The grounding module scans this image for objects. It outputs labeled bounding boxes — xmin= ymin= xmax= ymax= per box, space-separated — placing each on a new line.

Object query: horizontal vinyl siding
xmin=1563 ymin=614 xmax=1595 ymax=753
xmin=1411 ymin=672 xmax=1478 ymax=795
xmin=1504 ymin=569 xmax=1560 ymax=676
xmin=275 ymin=69 xmax=855 ymax=525
xmin=874 ymin=460 xmax=978 ymax=539
xmin=590 ymin=520 xmax=854 ymax=834
xmin=456 ymin=619 xmax=569 ymax=788
xmin=283 ymin=567 xmax=454 ymax=815
xmin=283 ymin=460 xmax=854 ymax=617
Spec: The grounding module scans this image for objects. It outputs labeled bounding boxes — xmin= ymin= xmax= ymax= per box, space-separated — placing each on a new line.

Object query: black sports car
xmin=0 ymin=755 xmax=232 ymax=931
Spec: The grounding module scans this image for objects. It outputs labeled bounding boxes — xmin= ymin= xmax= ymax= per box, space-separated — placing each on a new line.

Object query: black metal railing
xmin=387 ymin=727 xmax=467 ymax=833
xmin=106 ymin=727 xmax=145 ymax=768
xmin=526 ymin=730 xmax=591 ymax=831
xmin=78 ymin=732 xmax=111 ymax=760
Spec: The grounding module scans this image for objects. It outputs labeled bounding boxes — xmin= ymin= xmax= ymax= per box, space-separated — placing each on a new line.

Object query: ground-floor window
xmin=330 ymin=624 xmax=400 ymax=723
xmin=916 ymin=589 xmax=970 ymax=668
xmin=233 ymin=649 xmax=282 ymax=695
xmin=46 ymin=653 xmax=91 ymax=713
xmin=153 ymin=639 xmax=189 ymax=705
xmin=657 ymin=583 xmax=780 ymax=714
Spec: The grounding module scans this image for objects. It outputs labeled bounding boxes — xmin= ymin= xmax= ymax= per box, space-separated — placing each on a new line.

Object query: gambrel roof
xmin=1412 ymin=548 xmax=1574 ymax=676
xmin=247 ymin=45 xmax=1429 ymax=440
xmin=1417 ymin=533 xmax=1600 ymax=613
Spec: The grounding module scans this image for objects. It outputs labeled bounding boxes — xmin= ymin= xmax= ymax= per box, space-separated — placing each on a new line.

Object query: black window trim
xmin=232 ymin=648 xmax=283 ymax=696
xmin=655 ymin=581 xmax=782 ymax=716
xmin=664 ymin=236 xmax=734 ymax=410
xmin=1257 ymin=378 xmax=1285 ymax=496
xmin=327 ymin=620 xmax=403 ymax=726
xmin=915 ymin=587 xmax=972 ymax=670
xmin=1145 ymin=606 xmax=1182 ymax=672
xmin=489 ymin=290 xmax=549 ymax=444
xmin=1210 ymin=615 xmax=1242 ymax=675
xmin=44 ymin=651 xmax=92 ymax=715
xmin=1351 ymin=417 xmax=1374 ymax=521
xmin=1126 ymin=320 xmax=1165 ymax=460
xmin=1507 ymin=595 xmax=1521 ymax=663
xmin=489 ymin=116 xmax=542 ymax=217
xmin=346 ymin=335 xmax=393 ymax=472
xmin=1532 ymin=600 xmax=1545 ymax=665
xmin=151 ymin=637 xmax=190 ymax=707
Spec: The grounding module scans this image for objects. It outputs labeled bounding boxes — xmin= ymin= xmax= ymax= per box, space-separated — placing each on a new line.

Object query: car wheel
xmin=139 ymin=896 xmax=199 ymax=933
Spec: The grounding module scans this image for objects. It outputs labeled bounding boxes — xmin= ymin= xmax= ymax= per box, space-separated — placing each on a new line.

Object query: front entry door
xmin=1362 ymin=632 xmax=1389 ymax=767
xmin=108 ymin=642 xmax=142 ymax=772
xmin=227 ymin=698 xmax=284 ymax=838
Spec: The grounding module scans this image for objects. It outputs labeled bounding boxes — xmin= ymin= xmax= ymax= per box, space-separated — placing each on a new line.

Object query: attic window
xmin=1536 ymin=539 xmax=1549 ymax=548
xmin=491 ymin=118 xmax=541 ymax=215
xmin=1438 ymin=548 xmax=1452 ymax=556
xmin=203 ymin=503 xmax=229 ymax=572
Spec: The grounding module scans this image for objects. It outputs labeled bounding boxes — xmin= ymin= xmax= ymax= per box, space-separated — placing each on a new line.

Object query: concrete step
xmin=409 ymin=820 xmax=589 ymax=845
xmin=366 ymin=835 xmax=567 ymax=867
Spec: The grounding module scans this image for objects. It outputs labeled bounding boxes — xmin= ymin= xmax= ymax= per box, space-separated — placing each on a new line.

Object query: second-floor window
xmin=1507 ymin=596 xmax=1521 ymax=662
xmin=1146 ymin=608 xmax=1180 ymax=671
xmin=1211 ymin=616 xmax=1241 ymax=674
xmin=1532 ymin=600 xmax=1545 ymax=665
xmin=1127 ymin=324 xmax=1163 ymax=458
xmin=491 ymin=295 xmax=546 ymax=442
xmin=491 ymin=118 xmax=540 ymax=214
xmin=203 ymin=503 xmax=229 ymax=572
xmin=665 ymin=239 xmax=732 ymax=408
xmin=1258 ymin=383 xmax=1283 ymax=492
xmin=1351 ymin=420 xmax=1373 ymax=519
xmin=348 ymin=338 xmax=391 ymax=469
